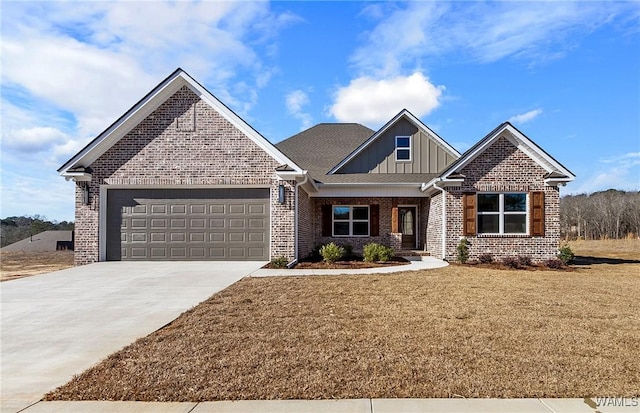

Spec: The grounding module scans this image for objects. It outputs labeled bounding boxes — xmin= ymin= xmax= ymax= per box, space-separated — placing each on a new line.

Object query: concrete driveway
xmin=1 ymin=261 xmax=264 ymax=413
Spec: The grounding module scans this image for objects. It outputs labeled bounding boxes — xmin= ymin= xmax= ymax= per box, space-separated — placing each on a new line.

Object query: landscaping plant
xmin=319 ymin=242 xmax=345 ymax=263
xmin=270 ymin=256 xmax=288 ymax=269
xmin=363 ymin=243 xmax=394 ymax=262
xmin=558 ymin=243 xmax=575 ymax=264
xmin=456 ymin=238 xmax=470 ymax=263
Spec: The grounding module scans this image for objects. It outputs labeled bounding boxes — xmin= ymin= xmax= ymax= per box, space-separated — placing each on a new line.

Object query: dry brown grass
xmin=0 ymin=251 xmax=74 ymax=281
xmin=46 ymin=259 xmax=639 ymax=401
xmin=568 ymin=238 xmax=640 ymax=261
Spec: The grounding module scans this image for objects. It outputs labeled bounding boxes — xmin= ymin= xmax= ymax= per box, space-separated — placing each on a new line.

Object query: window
xmin=395 ymin=136 xmax=411 ymax=161
xmin=477 ymin=193 xmax=527 ymax=234
xmin=333 ymin=206 xmax=369 ymax=236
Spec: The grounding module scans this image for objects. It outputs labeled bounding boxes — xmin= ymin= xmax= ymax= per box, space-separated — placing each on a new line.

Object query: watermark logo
xmin=584 ymin=396 xmax=639 ymax=411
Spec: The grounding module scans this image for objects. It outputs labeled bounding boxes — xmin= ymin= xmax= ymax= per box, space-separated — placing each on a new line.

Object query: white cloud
xmin=567 ymin=152 xmax=640 ymax=194
xmin=509 ymin=108 xmax=543 ymax=124
xmin=286 ymin=90 xmax=313 ymax=130
xmin=330 ymin=72 xmax=444 ymax=126
xmin=351 ymin=2 xmax=637 ymax=76
xmin=2 ymin=127 xmax=68 ymax=153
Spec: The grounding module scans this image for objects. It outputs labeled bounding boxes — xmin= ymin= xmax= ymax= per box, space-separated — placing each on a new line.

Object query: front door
xmin=399 ymin=206 xmax=417 ymax=249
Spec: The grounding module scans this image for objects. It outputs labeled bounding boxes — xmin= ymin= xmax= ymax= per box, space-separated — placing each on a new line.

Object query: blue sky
xmin=1 ymin=1 xmax=639 ymax=222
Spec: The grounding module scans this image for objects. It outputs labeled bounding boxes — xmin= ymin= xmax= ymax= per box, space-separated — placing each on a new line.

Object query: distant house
xmin=58 ymin=69 xmax=574 ymax=265
xmin=1 ymin=231 xmax=74 ymax=253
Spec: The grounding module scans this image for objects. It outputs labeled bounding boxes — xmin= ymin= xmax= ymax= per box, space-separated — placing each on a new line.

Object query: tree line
xmin=561 ymin=189 xmax=640 ymax=240
xmin=1 ymin=215 xmax=74 ymax=248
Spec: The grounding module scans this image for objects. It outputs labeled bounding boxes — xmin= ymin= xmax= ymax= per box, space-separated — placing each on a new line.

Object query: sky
xmin=1 ymin=1 xmax=639 ymax=222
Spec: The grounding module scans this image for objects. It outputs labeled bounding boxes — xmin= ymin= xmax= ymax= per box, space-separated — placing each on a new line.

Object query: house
xmin=59 ymin=69 xmax=575 ymax=265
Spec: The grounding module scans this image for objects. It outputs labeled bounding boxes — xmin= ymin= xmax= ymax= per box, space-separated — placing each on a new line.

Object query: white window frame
xmin=395 ymin=136 xmax=412 ymax=162
xmin=477 ymin=193 xmax=528 ymax=235
xmin=332 ymin=205 xmax=370 ymax=237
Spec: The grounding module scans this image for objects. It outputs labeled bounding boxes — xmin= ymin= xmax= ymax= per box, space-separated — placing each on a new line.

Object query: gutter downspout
xmin=433 ymin=181 xmax=447 ymax=260
xmin=289 ymin=171 xmax=310 ymax=268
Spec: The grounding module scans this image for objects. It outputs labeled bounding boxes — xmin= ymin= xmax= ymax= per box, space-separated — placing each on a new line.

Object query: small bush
xmin=308 ymin=244 xmax=323 ymax=260
xmin=518 ymin=255 xmax=533 ymax=266
xmin=339 ymin=243 xmax=354 ymax=258
xmin=320 ymin=242 xmax=345 ymax=263
xmin=545 ymin=258 xmax=565 ymax=269
xmin=270 ymin=256 xmax=288 ymax=268
xmin=557 ymin=243 xmax=575 ymax=264
xmin=502 ymin=256 xmax=521 ymax=269
xmin=457 ymin=238 xmax=470 ymax=264
xmin=363 ymin=243 xmax=394 ymax=262
xmin=478 ymin=253 xmax=494 ymax=264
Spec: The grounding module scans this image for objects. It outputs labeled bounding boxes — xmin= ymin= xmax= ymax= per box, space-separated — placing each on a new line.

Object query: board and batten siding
xmin=338 ymin=118 xmax=456 ymax=174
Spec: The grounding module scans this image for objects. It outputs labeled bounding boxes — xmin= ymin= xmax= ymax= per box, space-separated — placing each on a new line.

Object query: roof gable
xmin=433 ymin=122 xmax=575 ymax=185
xmin=328 ymin=109 xmax=460 ymax=175
xmin=59 ymin=68 xmax=302 ymax=174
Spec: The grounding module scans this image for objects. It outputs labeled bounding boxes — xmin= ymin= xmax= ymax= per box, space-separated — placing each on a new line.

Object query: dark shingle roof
xmin=276 ymin=123 xmax=375 ymax=183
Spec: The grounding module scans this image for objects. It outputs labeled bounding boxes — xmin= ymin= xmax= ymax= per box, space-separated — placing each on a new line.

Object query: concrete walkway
xmin=1 ymin=261 xmax=264 ymax=413
xmin=250 ymin=256 xmax=448 ymax=277
xmin=15 ymin=398 xmax=638 ymax=412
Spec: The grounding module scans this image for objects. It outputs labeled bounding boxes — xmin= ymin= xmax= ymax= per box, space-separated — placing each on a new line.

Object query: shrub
xmin=518 ymin=255 xmax=533 ymax=267
xmin=545 ymin=258 xmax=565 ymax=269
xmin=456 ymin=238 xmax=470 ymax=264
xmin=478 ymin=253 xmax=494 ymax=264
xmin=308 ymin=244 xmax=323 ymax=260
xmin=363 ymin=243 xmax=394 ymax=262
xmin=320 ymin=242 xmax=345 ymax=263
xmin=339 ymin=243 xmax=354 ymax=258
xmin=270 ymin=256 xmax=288 ymax=268
xmin=502 ymin=256 xmax=521 ymax=269
xmin=557 ymin=243 xmax=575 ymax=264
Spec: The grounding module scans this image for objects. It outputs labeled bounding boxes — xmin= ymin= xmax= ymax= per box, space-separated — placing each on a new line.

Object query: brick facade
xmin=443 ymin=133 xmax=561 ymax=262
xmin=74 ymin=86 xmax=295 ymax=264
xmin=297 ymin=188 xmax=314 ymax=259
xmin=309 ymin=197 xmax=429 ymax=256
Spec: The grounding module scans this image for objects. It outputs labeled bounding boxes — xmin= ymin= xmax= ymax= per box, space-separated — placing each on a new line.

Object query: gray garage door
xmin=106 ymin=188 xmax=270 ymax=261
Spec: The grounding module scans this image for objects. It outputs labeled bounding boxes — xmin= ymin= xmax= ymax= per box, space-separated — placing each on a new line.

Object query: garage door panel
xmin=107 ymin=188 xmax=269 ymax=261
xmin=191 ymin=205 xmax=206 ymax=214
xmin=151 ymin=233 xmax=166 ymax=242
xmin=151 ymin=205 xmax=166 ymax=214
xmin=190 ymin=233 xmax=205 ymax=242
xmin=210 ymin=218 xmax=225 ymax=228
xmin=209 ymin=233 xmax=225 ymax=242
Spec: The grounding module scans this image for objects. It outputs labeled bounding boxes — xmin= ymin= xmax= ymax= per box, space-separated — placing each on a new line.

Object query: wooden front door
xmin=399 ymin=206 xmax=417 ymax=249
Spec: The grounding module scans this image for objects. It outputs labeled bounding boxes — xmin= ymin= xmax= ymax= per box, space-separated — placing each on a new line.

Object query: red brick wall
xmin=445 ymin=134 xmax=561 ymax=262
xmin=75 ymin=86 xmax=295 ymax=264
xmin=311 ymin=197 xmax=428 ymax=255
xmin=296 ymin=187 xmax=314 ymax=260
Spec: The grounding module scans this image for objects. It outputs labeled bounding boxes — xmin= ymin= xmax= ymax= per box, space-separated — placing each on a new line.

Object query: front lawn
xmin=46 ymin=256 xmax=640 ymax=401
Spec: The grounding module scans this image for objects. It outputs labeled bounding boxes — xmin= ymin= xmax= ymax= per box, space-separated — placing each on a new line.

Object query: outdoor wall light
xmin=81 ymin=182 xmax=90 ymax=205
xmin=278 ymin=184 xmax=286 ymax=204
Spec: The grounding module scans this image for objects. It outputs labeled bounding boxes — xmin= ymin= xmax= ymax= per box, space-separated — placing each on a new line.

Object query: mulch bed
xmin=263 ymin=257 xmax=411 ymax=270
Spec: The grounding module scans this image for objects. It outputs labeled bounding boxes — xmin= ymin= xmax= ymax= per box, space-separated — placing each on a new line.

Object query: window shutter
xmin=370 ymin=204 xmax=380 ymax=236
xmin=322 ymin=205 xmax=332 ymax=237
xmin=462 ymin=193 xmax=476 ymax=236
xmin=530 ymin=191 xmax=545 ymax=236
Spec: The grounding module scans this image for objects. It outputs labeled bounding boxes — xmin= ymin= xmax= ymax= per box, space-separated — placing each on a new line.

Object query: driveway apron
xmin=1 ymin=261 xmax=263 ymax=413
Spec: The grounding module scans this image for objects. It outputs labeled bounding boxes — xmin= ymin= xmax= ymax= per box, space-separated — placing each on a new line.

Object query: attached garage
xmin=106 ymin=188 xmax=270 ymax=261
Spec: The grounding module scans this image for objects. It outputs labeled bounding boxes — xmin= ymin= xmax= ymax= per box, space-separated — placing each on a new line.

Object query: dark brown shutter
xmin=370 ymin=204 xmax=380 ymax=236
xmin=462 ymin=193 xmax=476 ymax=236
xmin=530 ymin=191 xmax=545 ymax=236
xmin=322 ymin=204 xmax=332 ymax=237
